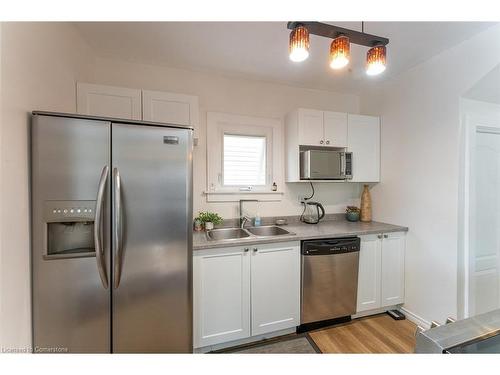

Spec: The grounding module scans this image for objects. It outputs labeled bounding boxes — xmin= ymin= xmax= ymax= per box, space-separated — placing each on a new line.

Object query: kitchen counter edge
xmin=193 ymin=221 xmax=408 ymax=251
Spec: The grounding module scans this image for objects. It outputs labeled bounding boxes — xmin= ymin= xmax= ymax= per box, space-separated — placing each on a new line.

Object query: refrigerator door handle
xmin=95 ymin=165 xmax=109 ymax=289
xmin=113 ymin=168 xmax=124 ymax=289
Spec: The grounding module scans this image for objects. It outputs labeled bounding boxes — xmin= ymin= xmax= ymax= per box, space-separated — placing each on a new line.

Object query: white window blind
xmin=223 ymin=134 xmax=267 ymax=186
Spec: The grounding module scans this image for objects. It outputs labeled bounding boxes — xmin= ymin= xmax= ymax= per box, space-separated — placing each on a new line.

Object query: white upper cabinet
xmin=76 ymin=82 xmax=142 ymax=120
xmin=297 ymin=109 xmax=324 ymax=146
xmin=295 ymin=108 xmax=348 ymax=147
xmin=347 ymin=114 xmax=380 ymax=182
xmin=323 ymin=111 xmax=348 ymax=147
xmin=250 ymin=242 xmax=300 ymax=336
xmin=285 ymin=108 xmax=379 ymax=182
xmin=142 ymin=89 xmax=199 ymax=128
xmin=381 ymin=232 xmax=406 ymax=306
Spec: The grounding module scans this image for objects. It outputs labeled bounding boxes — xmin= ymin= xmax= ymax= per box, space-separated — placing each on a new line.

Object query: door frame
xmin=458 ymin=98 xmax=500 ymax=319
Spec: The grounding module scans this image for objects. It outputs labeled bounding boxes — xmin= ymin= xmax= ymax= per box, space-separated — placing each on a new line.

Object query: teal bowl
xmin=346 ymin=211 xmax=360 ymax=222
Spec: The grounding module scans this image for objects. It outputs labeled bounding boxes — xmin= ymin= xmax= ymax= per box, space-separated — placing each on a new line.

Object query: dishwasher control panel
xmin=302 ymin=237 xmax=360 ymax=255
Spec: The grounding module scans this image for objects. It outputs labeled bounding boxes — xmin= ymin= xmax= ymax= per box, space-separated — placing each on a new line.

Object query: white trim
xmin=458 ymin=98 xmax=500 ymax=319
xmin=399 ymin=307 xmax=431 ymax=330
xmin=206 ymin=112 xmax=282 ymax=200
xmin=204 ymin=191 xmax=284 ymax=202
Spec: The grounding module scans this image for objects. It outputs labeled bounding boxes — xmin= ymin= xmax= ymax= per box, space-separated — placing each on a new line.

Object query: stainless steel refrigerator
xmin=31 ymin=112 xmax=193 ymax=353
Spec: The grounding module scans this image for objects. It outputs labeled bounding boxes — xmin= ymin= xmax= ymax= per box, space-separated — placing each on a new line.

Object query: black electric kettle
xmin=300 ymin=201 xmax=325 ymax=224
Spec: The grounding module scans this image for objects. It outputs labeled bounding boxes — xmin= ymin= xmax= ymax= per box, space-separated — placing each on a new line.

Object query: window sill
xmin=203 ymin=190 xmax=284 ymax=202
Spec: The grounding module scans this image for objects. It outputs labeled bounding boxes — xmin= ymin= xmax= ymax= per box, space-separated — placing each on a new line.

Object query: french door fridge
xmin=31 ymin=112 xmax=193 ymax=353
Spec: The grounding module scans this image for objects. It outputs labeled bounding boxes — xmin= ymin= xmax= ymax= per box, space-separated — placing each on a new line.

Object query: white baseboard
xmin=194 ymin=327 xmax=296 ymax=353
xmin=400 ymin=307 xmax=431 ymax=330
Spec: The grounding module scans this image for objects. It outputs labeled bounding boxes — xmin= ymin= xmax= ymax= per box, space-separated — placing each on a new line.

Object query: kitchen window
xmin=223 ymin=134 xmax=267 ymax=187
xmin=206 ymin=112 xmax=280 ymax=201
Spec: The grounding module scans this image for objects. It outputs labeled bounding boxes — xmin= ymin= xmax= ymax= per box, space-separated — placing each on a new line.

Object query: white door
xmin=356 ymin=234 xmax=382 ymax=312
xmin=324 ymin=111 xmax=348 ymax=147
xmin=298 ymin=108 xmax=324 ymax=146
xmin=76 ymin=82 xmax=142 ymax=120
xmin=347 ymin=114 xmax=380 ymax=182
xmin=142 ymin=89 xmax=199 ymax=127
xmin=469 ymin=127 xmax=500 ymax=316
xmin=250 ymin=242 xmax=300 ymax=336
xmin=193 ymin=246 xmax=251 ymax=348
xmin=381 ymin=232 xmax=406 ymax=306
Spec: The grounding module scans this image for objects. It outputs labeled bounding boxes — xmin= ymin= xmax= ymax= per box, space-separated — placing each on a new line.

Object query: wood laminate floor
xmin=308 ymin=314 xmax=417 ymax=353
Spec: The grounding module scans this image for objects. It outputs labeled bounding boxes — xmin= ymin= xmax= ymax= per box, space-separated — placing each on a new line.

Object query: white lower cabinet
xmin=356 ymin=232 xmax=406 ymax=313
xmin=356 ymin=234 xmax=382 ymax=312
xmin=193 ymin=246 xmax=251 ymax=347
xmin=251 ymin=242 xmax=300 ymax=336
xmin=194 ymin=241 xmax=300 ymax=349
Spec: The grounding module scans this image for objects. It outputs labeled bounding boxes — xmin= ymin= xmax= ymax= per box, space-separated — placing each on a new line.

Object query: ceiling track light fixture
xmin=287 ymin=21 xmax=389 ymax=76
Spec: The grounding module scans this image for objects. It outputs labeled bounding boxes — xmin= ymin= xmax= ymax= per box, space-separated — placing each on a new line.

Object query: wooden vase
xmin=360 ymin=184 xmax=372 ymax=222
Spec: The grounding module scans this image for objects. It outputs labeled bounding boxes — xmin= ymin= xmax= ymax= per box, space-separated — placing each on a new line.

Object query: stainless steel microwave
xmin=299 ymin=150 xmax=352 ymax=180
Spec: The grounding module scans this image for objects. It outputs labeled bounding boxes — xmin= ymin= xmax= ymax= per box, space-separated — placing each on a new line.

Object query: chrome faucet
xmin=239 ymin=199 xmax=258 ymax=228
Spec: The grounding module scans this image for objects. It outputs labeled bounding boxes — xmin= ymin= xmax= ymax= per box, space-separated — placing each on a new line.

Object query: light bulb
xmin=329 ymin=35 xmax=350 ymax=70
xmin=289 ymin=25 xmax=310 ymax=62
xmin=366 ymin=45 xmax=386 ymax=76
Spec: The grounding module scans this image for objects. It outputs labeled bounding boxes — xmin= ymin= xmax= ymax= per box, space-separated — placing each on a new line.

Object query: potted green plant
xmin=345 ymin=206 xmax=360 ymax=222
xmin=195 ymin=211 xmax=223 ymax=231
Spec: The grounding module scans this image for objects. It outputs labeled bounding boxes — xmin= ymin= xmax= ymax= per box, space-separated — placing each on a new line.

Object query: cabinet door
xmin=347 ymin=114 xmax=380 ymax=182
xmin=381 ymin=232 xmax=406 ymax=306
xmin=76 ymin=82 xmax=142 ymax=120
xmin=324 ymin=111 xmax=348 ymax=147
xmin=142 ymin=89 xmax=199 ymax=127
xmin=193 ymin=247 xmax=250 ymax=348
xmin=251 ymin=242 xmax=300 ymax=336
xmin=356 ymin=234 xmax=382 ymax=312
xmin=298 ymin=109 xmax=324 ymax=146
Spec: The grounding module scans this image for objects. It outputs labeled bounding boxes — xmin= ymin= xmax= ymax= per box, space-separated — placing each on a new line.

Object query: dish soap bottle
xmin=254 ymin=213 xmax=261 ymax=227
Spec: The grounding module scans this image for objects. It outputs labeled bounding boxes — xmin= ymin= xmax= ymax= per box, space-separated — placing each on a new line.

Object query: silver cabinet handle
xmin=244 ymin=248 xmax=249 ymax=252
xmin=326 ymin=140 xmax=330 ymax=145
xmin=383 ymin=234 xmax=388 ymax=238
xmin=95 ymin=165 xmax=109 ymax=289
xmin=377 ymin=234 xmax=383 ymax=239
xmin=113 ymin=168 xmax=124 ymax=289
xmin=253 ymin=248 xmax=258 ymax=252
xmin=320 ymin=140 xmax=324 ymax=144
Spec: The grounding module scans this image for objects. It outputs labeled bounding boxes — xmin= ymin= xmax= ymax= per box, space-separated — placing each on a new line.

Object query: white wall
xmin=88 ymin=57 xmax=363 ymax=220
xmin=360 ymin=25 xmax=500 ymax=325
xmin=0 ymin=22 xmax=93 ymax=350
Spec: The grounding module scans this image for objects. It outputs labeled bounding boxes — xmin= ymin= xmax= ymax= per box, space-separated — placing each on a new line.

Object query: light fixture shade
xmin=289 ymin=25 xmax=310 ymax=62
xmin=366 ymin=45 xmax=387 ymax=76
xmin=329 ymin=35 xmax=350 ymax=69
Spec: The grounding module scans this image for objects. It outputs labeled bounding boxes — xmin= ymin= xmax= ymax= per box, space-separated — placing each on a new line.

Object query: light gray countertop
xmin=193 ymin=219 xmax=408 ymax=250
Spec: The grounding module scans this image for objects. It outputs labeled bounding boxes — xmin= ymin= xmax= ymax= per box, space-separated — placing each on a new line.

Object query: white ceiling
xmin=74 ymin=22 xmax=496 ymax=94
xmin=465 ymin=64 xmax=500 ymax=104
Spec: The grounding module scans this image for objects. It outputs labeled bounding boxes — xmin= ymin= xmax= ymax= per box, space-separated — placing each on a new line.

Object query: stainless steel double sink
xmin=206 ymin=225 xmax=294 ymax=241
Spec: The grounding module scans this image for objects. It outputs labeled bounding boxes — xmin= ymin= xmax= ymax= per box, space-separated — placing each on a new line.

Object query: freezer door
xmin=111 ymin=123 xmax=193 ymax=353
xmin=31 ymin=115 xmax=111 ymax=353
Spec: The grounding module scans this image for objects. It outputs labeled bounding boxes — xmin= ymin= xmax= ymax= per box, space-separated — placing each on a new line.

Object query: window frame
xmin=207 ymin=112 xmax=276 ymax=194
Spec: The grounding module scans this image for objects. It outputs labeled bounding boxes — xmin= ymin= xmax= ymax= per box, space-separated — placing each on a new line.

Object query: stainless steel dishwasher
xmin=300 ymin=237 xmax=360 ymax=331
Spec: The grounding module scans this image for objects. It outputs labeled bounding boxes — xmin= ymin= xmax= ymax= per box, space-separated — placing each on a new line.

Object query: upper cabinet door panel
xmin=348 ymin=114 xmax=380 ymax=182
xmin=76 ymin=82 xmax=142 ymax=120
xmin=323 ymin=111 xmax=348 ymax=147
xmin=142 ymin=90 xmax=199 ymax=127
xmin=298 ymin=109 xmax=324 ymax=146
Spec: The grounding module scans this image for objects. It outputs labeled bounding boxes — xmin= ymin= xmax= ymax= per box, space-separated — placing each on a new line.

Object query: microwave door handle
xmin=95 ymin=165 xmax=109 ymax=289
xmin=340 ymin=152 xmax=346 ymax=176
